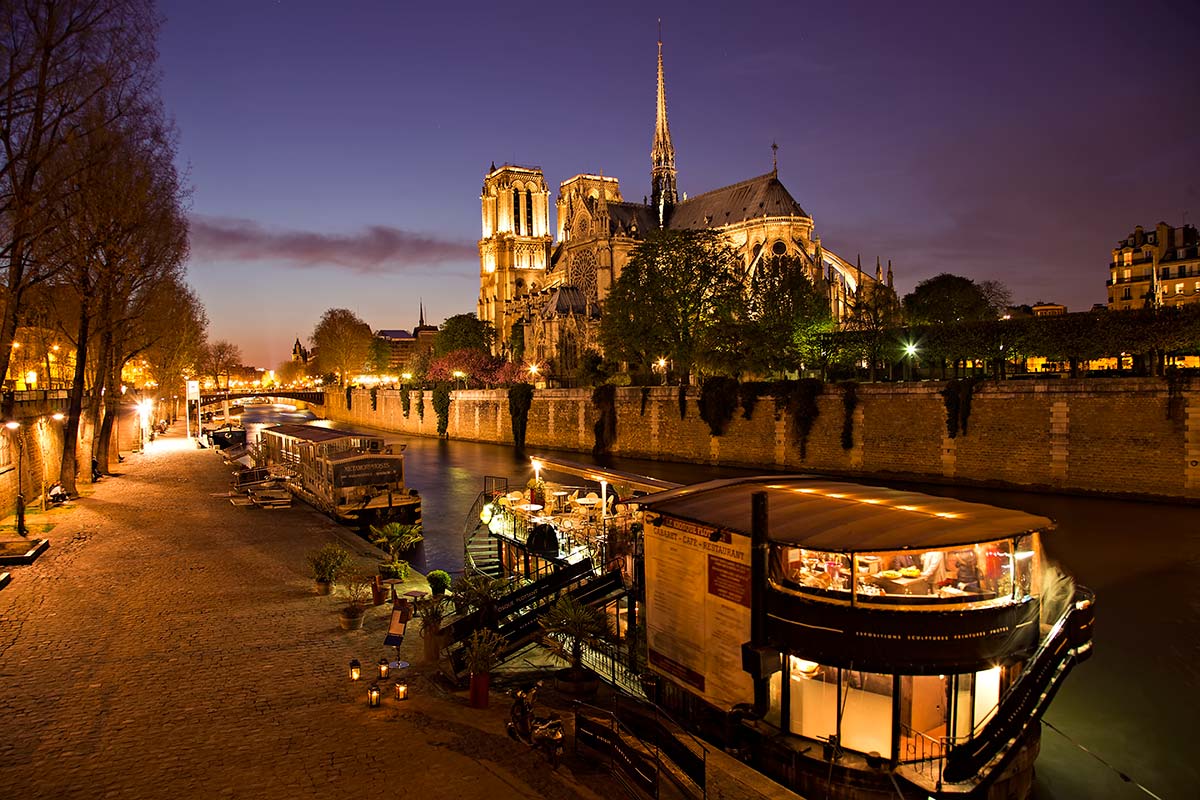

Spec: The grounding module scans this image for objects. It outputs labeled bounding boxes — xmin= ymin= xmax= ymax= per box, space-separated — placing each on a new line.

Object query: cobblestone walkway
xmin=0 ymin=428 xmax=618 ymax=799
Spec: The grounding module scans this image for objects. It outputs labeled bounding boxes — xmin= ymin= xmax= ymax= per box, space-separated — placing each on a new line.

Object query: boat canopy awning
xmin=263 ymin=423 xmax=393 ymax=444
xmin=638 ymin=476 xmax=1052 ymax=552
xmin=530 ymin=456 xmax=680 ymax=496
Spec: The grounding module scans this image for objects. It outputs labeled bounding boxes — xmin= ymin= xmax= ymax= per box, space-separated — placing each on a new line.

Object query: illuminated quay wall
xmin=327 ymin=378 xmax=1200 ymax=500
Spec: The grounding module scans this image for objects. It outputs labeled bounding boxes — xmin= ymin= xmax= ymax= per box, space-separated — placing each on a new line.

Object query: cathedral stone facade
xmin=478 ymin=38 xmax=893 ymax=371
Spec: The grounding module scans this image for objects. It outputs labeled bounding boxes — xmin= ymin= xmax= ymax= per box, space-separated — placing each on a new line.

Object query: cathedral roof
xmin=605 ymin=201 xmax=657 ymax=236
xmin=539 ymin=286 xmax=599 ymax=319
xmin=667 ymin=172 xmax=809 ymax=230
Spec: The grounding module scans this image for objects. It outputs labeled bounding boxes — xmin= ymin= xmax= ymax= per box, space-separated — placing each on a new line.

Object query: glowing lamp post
xmin=5 ymin=421 xmax=25 ymax=537
xmin=348 ymin=659 xmax=362 ymax=681
xmin=654 ymin=357 xmax=668 ymax=385
xmin=902 ymin=342 xmax=919 ymax=382
xmin=452 ymin=370 xmax=466 ymax=391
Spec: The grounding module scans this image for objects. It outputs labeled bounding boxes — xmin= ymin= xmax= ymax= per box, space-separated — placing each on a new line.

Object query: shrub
xmin=592 ymin=383 xmax=617 ymax=457
xmin=306 ymin=544 xmax=352 ymax=583
xmin=508 ymin=382 xmax=534 ymax=451
xmin=426 ymin=569 xmax=452 ymax=595
xmin=698 ymin=376 xmax=739 ymax=436
xmin=432 ymin=382 xmax=452 ymax=437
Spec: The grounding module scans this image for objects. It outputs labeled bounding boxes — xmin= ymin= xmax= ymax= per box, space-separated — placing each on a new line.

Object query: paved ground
xmin=0 ymin=426 xmax=622 ymax=799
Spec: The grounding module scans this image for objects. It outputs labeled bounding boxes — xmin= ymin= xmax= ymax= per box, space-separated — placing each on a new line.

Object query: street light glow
xmin=904 ymin=343 xmax=918 ymax=357
xmin=5 ymin=420 xmax=20 ymax=430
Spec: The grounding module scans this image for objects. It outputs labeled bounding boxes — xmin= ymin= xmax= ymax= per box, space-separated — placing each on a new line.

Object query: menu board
xmin=644 ymin=518 xmax=754 ymax=710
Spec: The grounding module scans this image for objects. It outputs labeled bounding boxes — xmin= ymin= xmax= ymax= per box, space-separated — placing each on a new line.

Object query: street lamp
xmin=452 ymin=370 xmax=466 ymax=390
xmin=654 ymin=357 xmax=668 ymax=385
xmin=5 ymin=421 xmax=26 ymax=537
xmin=903 ymin=341 xmax=919 ymax=382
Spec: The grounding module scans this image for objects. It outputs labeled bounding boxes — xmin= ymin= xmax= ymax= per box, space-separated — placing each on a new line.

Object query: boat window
xmin=788 ymin=657 xmax=836 ymax=743
xmin=840 ymin=669 xmax=894 ymax=759
xmin=772 ymin=541 xmax=1019 ymax=608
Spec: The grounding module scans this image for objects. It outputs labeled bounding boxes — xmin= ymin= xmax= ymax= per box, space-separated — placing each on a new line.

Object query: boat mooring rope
xmin=1042 ymin=719 xmax=1165 ymax=800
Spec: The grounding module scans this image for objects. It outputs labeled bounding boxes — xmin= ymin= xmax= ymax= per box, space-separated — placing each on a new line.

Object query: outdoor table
xmin=515 ymin=503 xmax=543 ymax=514
xmin=381 ymin=578 xmax=404 ymax=602
xmin=551 ymin=490 xmax=570 ymax=511
xmin=574 ymin=497 xmax=599 ymax=507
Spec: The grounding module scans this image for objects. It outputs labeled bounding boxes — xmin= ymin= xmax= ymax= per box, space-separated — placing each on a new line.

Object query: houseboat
xmin=636 ymin=476 xmax=1094 ymax=800
xmin=258 ymin=423 xmax=419 ymax=526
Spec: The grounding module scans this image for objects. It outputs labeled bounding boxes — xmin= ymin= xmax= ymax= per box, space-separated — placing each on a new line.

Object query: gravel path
xmin=0 ymin=426 xmax=618 ymax=799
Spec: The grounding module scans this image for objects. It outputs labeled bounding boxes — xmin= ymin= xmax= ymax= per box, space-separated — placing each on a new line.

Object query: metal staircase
xmin=462 ymin=477 xmax=508 ymax=576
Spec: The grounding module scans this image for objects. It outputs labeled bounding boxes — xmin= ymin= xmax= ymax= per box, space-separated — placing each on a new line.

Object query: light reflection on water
xmin=237 ymin=404 xmax=1196 ymax=798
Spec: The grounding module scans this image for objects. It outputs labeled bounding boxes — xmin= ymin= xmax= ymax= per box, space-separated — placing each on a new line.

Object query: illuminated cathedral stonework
xmin=478 ymin=38 xmax=893 ymax=371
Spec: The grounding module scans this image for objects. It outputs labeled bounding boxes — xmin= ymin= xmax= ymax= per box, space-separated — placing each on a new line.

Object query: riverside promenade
xmin=0 ymin=427 xmax=619 ymax=800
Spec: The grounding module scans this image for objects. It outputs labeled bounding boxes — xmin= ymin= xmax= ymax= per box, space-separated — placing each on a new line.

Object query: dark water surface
xmin=242 ymin=405 xmax=1195 ymax=799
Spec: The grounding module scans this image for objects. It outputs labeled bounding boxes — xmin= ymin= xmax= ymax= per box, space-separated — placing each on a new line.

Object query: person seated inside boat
xmin=950 ymin=548 xmax=983 ymax=593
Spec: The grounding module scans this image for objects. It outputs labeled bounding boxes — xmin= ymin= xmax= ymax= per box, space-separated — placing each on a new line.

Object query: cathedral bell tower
xmin=650 ymin=32 xmax=678 ymax=228
xmin=478 ymin=164 xmax=552 ymax=355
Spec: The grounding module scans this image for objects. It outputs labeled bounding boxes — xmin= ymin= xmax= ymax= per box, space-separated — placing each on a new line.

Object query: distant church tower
xmin=478 ymin=163 xmax=552 ymax=353
xmin=650 ymin=31 xmax=677 ymax=228
xmin=291 ymin=337 xmax=308 ymax=364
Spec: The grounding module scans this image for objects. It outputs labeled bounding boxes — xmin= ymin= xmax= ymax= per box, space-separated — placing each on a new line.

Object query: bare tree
xmin=142 ymin=280 xmax=207 ymax=420
xmin=0 ymin=0 xmax=161 ymax=389
xmin=205 ymin=340 xmax=242 ymax=389
xmin=311 ymin=308 xmax=372 ymax=385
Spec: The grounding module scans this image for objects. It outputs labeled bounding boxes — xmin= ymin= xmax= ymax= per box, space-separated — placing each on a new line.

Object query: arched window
xmin=772 ymin=240 xmax=788 ymax=256
xmin=513 ymin=189 xmax=522 ymax=234
xmin=526 ymin=189 xmax=534 ymax=236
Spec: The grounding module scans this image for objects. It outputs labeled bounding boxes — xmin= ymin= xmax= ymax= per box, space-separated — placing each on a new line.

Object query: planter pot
xmin=339 ymin=608 xmax=366 ymax=631
xmin=422 ymin=629 xmax=444 ymax=664
xmin=468 ymin=672 xmax=491 ymax=708
xmin=554 ymin=667 xmax=600 ymax=698
xmin=315 ymin=579 xmax=333 ymax=596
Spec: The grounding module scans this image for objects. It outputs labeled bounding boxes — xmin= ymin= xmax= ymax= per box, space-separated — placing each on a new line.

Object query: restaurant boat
xmin=635 ymin=476 xmax=1094 ymax=800
xmin=258 ymin=423 xmax=419 ymax=526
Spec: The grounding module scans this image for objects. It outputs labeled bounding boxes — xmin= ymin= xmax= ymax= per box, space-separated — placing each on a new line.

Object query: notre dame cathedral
xmin=477 ymin=36 xmax=894 ymax=373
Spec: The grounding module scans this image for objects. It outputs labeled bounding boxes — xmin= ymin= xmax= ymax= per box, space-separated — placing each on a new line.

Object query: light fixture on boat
xmin=790 ymin=657 xmax=820 ymax=678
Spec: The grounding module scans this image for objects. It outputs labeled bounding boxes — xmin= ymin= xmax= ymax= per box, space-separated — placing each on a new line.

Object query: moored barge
xmin=259 ymin=423 xmax=420 ymax=526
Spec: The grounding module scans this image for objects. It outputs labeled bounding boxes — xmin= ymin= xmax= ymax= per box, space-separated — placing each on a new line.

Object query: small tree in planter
xmin=539 ymin=596 xmax=611 ymax=696
xmin=452 ymin=572 xmax=512 ymax=625
xmin=370 ymin=522 xmax=423 ymax=578
xmin=306 ymin=544 xmax=352 ymax=595
xmin=426 ymin=569 xmax=452 ymax=596
xmin=339 ymin=569 xmax=374 ymax=631
xmin=463 ymin=628 xmax=506 ymax=708
xmin=417 ymin=596 xmax=449 ymax=664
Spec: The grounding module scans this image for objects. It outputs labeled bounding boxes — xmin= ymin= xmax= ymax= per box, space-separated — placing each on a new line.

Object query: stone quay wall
xmin=325 ymin=378 xmax=1200 ymax=500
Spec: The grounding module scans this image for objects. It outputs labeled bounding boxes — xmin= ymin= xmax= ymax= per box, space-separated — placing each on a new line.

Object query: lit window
xmin=1122 ymin=269 xmax=1131 ymax=280
xmin=1176 ymin=283 xmax=1184 ymax=294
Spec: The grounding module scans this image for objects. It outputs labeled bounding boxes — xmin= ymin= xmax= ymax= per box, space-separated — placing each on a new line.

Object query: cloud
xmin=189 ymin=215 xmax=476 ymax=274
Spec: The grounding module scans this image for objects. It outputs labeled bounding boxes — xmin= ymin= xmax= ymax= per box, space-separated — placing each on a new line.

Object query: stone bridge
xmin=197 ymin=391 xmax=325 ymax=407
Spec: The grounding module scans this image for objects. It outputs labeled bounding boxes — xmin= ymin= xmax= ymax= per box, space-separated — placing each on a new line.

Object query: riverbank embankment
xmin=327 ymin=378 xmax=1200 ymax=502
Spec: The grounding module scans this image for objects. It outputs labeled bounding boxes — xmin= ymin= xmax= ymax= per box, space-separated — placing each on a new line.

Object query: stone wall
xmin=325 ymin=378 xmax=1200 ymax=500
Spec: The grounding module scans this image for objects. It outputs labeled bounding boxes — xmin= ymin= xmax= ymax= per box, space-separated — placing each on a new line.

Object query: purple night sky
xmin=159 ymin=0 xmax=1200 ymax=368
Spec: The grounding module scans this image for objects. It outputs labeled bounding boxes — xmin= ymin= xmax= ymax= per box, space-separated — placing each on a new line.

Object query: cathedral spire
xmin=419 ymin=300 xmax=426 ymax=328
xmin=651 ymin=22 xmax=678 ymax=228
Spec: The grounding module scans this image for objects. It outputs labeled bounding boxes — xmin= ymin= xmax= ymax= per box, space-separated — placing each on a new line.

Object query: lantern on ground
xmin=394 ymin=682 xmax=409 ymax=701
xmin=367 ymin=683 xmax=381 ymax=708
xmin=378 ymin=657 xmax=390 ymax=680
xmin=348 ymin=659 xmax=361 ymax=681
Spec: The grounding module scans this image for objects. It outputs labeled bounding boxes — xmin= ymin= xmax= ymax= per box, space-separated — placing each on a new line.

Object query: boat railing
xmin=898 ymin=723 xmax=945 ymax=788
xmin=941 ymin=586 xmax=1095 ymax=784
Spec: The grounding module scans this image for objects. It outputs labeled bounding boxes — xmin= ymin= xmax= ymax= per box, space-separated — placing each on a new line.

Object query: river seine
xmin=240 ymin=404 xmax=1195 ymax=799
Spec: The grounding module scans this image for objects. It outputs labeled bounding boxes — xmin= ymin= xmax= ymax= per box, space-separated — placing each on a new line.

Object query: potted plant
xmin=370 ymin=522 xmax=423 ymax=578
xmin=339 ymin=570 xmax=374 ymax=631
xmin=427 ymin=569 xmax=452 ymax=596
xmin=452 ymin=573 xmax=511 ymax=624
xmin=306 ymin=543 xmax=351 ymax=595
xmin=463 ymin=628 xmax=506 ymax=708
xmin=417 ymin=596 xmax=448 ymax=664
xmin=539 ymin=595 xmax=611 ymax=697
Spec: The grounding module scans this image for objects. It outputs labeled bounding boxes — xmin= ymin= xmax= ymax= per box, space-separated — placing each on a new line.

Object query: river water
xmin=240 ymin=405 xmax=1196 ymax=798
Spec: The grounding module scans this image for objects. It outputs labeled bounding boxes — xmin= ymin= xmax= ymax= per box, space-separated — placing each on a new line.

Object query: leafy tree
xmin=433 ymin=313 xmax=495 ymax=357
xmin=744 ymin=254 xmax=831 ymax=376
xmin=600 ymin=229 xmax=746 ymax=380
xmin=311 ymin=308 xmax=372 ymax=385
xmin=845 ymin=282 xmax=903 ymax=380
xmin=903 ymin=274 xmax=998 ymax=326
xmin=142 ymin=282 xmax=208 ymax=411
xmin=365 ymin=336 xmax=392 ymax=375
